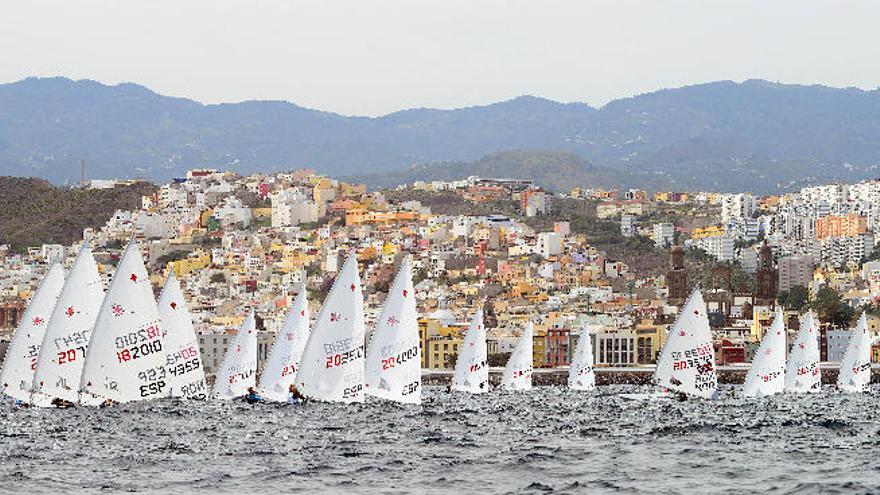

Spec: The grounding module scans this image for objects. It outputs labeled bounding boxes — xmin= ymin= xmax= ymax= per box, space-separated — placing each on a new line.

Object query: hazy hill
xmin=1 ymin=77 xmax=880 ymax=192
xmin=352 ymin=150 xmax=622 ymax=191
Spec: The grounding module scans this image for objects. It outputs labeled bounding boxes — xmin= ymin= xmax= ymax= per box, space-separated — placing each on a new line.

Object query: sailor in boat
xmin=287 ymin=384 xmax=306 ymax=404
xmin=50 ymin=397 xmax=75 ymax=409
xmin=244 ymin=387 xmax=264 ymax=404
xmin=100 ymin=398 xmax=116 ymax=408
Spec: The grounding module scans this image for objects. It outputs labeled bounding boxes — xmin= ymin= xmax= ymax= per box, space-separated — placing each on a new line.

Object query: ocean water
xmin=2 ymin=385 xmax=879 ymax=494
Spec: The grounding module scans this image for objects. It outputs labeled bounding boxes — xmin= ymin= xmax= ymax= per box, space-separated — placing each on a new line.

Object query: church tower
xmin=755 ymin=241 xmax=777 ymax=305
xmin=668 ymin=245 xmax=687 ymax=305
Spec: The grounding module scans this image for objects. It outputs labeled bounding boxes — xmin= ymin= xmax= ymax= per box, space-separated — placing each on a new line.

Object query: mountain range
xmin=1 ymin=76 xmax=880 ymax=193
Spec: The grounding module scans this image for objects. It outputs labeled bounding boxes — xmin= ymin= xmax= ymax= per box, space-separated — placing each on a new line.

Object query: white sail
xmin=295 ymin=254 xmax=366 ymax=402
xmin=743 ymin=309 xmax=787 ymax=398
xmin=80 ymin=239 xmax=168 ymax=403
xmin=158 ymin=271 xmax=207 ymax=399
xmin=213 ymin=310 xmax=258 ymax=399
xmin=258 ymin=285 xmax=310 ymax=402
xmin=365 ymin=257 xmax=421 ymax=403
xmin=451 ymin=309 xmax=488 ymax=394
xmin=837 ymin=313 xmax=871 ymax=393
xmin=785 ymin=310 xmax=821 ymax=393
xmin=32 ymin=245 xmax=104 ymax=406
xmin=568 ymin=325 xmax=596 ymax=391
xmin=501 ymin=322 xmax=533 ymax=391
xmin=0 ymin=261 xmax=65 ymax=403
xmin=653 ymin=288 xmax=717 ymax=399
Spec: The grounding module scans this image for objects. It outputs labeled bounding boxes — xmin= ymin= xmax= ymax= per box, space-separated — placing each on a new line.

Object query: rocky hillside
xmin=0 ymin=177 xmax=156 ymax=252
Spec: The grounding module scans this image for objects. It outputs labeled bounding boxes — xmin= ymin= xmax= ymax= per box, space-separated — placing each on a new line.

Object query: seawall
xmin=422 ymin=365 xmax=874 ymax=386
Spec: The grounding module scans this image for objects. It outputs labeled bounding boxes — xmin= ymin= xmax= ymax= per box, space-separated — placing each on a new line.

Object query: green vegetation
xmin=0 ymin=177 xmax=156 ymax=252
xmin=810 ymin=287 xmax=856 ymax=327
xmin=210 ymin=273 xmax=227 ymax=284
xmin=444 ymin=352 xmax=459 ymax=369
xmin=777 ymin=285 xmax=809 ymax=311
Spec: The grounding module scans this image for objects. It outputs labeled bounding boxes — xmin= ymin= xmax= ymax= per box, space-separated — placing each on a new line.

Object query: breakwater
xmin=422 ymin=365 xmax=875 ymax=386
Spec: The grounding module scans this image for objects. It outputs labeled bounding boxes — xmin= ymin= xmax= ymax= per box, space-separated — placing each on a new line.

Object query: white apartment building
xmin=271 ymin=190 xmax=319 ymax=227
xmin=799 ymin=183 xmax=849 ymax=204
xmin=538 ymin=232 xmax=563 ymax=259
xmin=686 ymin=235 xmax=735 ymax=262
xmin=820 ymin=234 xmax=874 ymax=268
xmin=653 ymin=223 xmax=675 ymax=247
xmin=721 ymin=193 xmax=757 ymax=223
xmin=621 ymin=215 xmax=635 ymax=238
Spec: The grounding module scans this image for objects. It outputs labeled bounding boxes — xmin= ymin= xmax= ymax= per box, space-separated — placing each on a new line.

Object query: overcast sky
xmin=2 ymin=0 xmax=879 ymax=116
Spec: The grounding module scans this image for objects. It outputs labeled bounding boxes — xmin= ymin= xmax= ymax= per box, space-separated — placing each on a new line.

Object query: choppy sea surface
xmin=2 ymin=385 xmax=880 ymax=494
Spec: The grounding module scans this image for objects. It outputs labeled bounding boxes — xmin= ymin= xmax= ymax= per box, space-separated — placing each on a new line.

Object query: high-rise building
xmin=778 ymin=255 xmax=815 ymax=291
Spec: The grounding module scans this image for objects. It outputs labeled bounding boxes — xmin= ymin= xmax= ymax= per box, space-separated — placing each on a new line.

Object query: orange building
xmin=815 ymin=214 xmax=867 ymax=239
xmin=345 ymin=209 xmax=419 ymax=226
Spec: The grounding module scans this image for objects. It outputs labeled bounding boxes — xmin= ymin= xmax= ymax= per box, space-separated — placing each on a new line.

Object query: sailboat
xmin=837 ymin=313 xmax=871 ymax=393
xmin=213 ymin=310 xmax=258 ymax=399
xmin=295 ymin=254 xmax=366 ymax=402
xmin=0 ymin=261 xmax=65 ymax=403
xmin=742 ymin=308 xmax=787 ymax=398
xmin=258 ymin=285 xmax=310 ymax=402
xmin=32 ymin=244 xmax=104 ymax=406
xmin=158 ymin=271 xmax=208 ymax=399
xmin=80 ymin=239 xmax=168 ymax=404
xmin=501 ymin=322 xmax=533 ymax=391
xmin=451 ymin=309 xmax=488 ymax=393
xmin=568 ymin=325 xmax=596 ymax=391
xmin=653 ymin=288 xmax=717 ymax=399
xmin=364 ymin=257 xmax=421 ymax=403
xmin=785 ymin=310 xmax=821 ymax=393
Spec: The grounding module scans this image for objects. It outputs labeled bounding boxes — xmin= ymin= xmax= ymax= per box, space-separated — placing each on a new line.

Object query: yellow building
xmin=252 ymin=207 xmax=272 ymax=219
xmin=345 ymin=209 xmax=419 ymax=226
xmin=532 ymin=328 xmax=547 ymax=368
xmin=751 ymin=307 xmax=776 ymax=340
xmin=166 ymin=250 xmax=212 ymax=277
xmin=419 ymin=318 xmax=465 ymax=369
xmin=278 ymin=246 xmax=310 ymax=273
xmin=691 ymin=225 xmax=726 ymax=239
xmin=634 ymin=319 xmax=667 ymax=364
